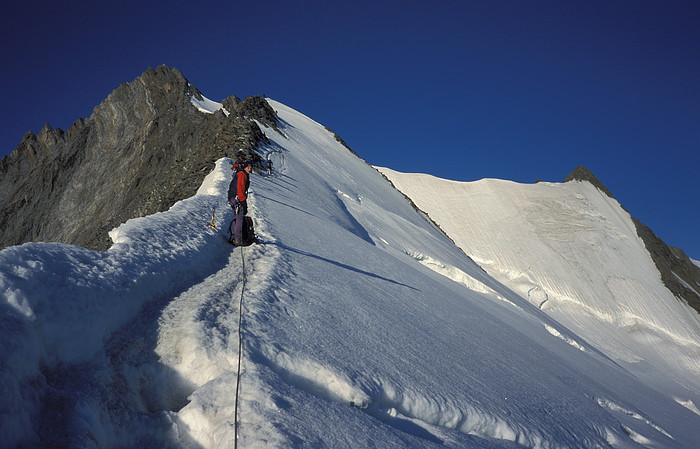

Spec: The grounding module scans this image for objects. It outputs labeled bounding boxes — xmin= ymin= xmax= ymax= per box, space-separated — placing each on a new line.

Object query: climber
xmin=266 ymin=155 xmax=273 ymax=175
xmin=228 ymin=160 xmax=252 ymax=245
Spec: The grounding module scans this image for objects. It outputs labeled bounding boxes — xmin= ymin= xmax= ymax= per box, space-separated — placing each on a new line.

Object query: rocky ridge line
xmin=0 ymin=65 xmax=278 ymax=251
xmin=565 ymin=165 xmax=700 ymax=314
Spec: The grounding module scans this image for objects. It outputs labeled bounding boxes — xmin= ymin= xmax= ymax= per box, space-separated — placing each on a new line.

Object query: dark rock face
xmin=564 ymin=165 xmax=614 ymax=198
xmin=0 ymin=66 xmax=277 ymax=251
xmin=565 ymin=166 xmax=700 ymax=314
xmin=631 ymin=220 xmax=700 ymax=313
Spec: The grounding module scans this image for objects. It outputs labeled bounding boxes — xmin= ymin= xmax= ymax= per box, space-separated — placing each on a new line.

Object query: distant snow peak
xmin=190 ymin=94 xmax=229 ymax=116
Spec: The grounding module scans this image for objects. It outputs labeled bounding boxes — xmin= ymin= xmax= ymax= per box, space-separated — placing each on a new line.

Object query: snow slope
xmin=1 ymin=98 xmax=699 ymax=448
xmin=378 ymin=169 xmax=700 ymax=414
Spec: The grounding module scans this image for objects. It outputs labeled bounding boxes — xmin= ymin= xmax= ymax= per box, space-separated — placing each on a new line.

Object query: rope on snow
xmin=234 ymin=246 xmax=245 ymax=449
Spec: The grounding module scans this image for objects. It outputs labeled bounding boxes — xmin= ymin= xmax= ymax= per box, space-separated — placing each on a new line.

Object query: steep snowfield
xmin=1 ymin=97 xmax=699 ymax=448
xmin=378 ymin=169 xmax=700 ymax=418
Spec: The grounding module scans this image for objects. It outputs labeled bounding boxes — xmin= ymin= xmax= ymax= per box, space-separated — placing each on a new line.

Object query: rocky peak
xmin=222 ymin=95 xmax=242 ymax=110
xmin=564 ymin=165 xmax=700 ymax=314
xmin=0 ymin=66 xmax=271 ymax=251
xmin=223 ymin=94 xmax=279 ymax=130
xmin=564 ymin=165 xmax=614 ymax=198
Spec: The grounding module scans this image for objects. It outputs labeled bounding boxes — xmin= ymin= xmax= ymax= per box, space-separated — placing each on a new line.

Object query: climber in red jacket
xmin=228 ymin=161 xmax=252 ymax=245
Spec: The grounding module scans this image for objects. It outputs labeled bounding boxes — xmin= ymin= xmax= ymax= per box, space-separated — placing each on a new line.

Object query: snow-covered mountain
xmin=379 ymin=168 xmax=700 ymax=416
xmin=1 ymin=97 xmax=699 ymax=448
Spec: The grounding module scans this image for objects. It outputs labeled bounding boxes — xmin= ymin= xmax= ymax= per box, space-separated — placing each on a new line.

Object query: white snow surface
xmin=190 ymin=93 xmax=228 ymax=115
xmin=377 ymin=169 xmax=700 ymax=408
xmin=1 ymin=98 xmax=699 ymax=448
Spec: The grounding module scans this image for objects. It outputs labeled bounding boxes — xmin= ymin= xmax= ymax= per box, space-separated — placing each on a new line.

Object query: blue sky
xmin=2 ymin=0 xmax=698 ymax=258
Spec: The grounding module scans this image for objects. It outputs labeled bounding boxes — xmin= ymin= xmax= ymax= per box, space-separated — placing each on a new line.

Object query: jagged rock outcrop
xmin=224 ymin=95 xmax=280 ymax=131
xmin=632 ymin=221 xmax=700 ymax=312
xmin=0 ymin=65 xmax=278 ymax=251
xmin=565 ymin=165 xmax=700 ymax=314
xmin=564 ymin=165 xmax=614 ymax=198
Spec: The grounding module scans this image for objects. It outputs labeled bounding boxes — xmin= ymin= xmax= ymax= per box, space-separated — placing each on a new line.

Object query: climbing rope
xmin=234 ymin=246 xmax=245 ymax=448
xmin=205 ymin=202 xmax=247 ymax=446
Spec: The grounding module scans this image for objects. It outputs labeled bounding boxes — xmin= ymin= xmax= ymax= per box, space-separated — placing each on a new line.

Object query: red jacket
xmin=236 ymin=170 xmax=249 ymax=201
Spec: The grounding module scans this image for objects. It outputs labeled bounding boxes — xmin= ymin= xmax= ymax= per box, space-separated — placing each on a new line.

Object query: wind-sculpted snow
xmin=0 ymin=159 xmax=237 ymax=447
xmin=2 ymin=98 xmax=700 ymax=448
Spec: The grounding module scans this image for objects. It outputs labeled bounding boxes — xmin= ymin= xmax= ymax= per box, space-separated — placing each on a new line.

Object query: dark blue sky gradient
xmin=2 ymin=1 xmax=698 ymax=257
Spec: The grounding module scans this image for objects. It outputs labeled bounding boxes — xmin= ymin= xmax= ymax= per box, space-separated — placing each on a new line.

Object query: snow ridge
xmin=1 ymin=98 xmax=700 ymax=448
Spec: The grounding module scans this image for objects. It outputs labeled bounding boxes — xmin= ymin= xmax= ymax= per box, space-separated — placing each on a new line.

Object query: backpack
xmin=232 ymin=158 xmax=245 ymax=172
xmin=228 ymin=215 xmax=259 ymax=246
